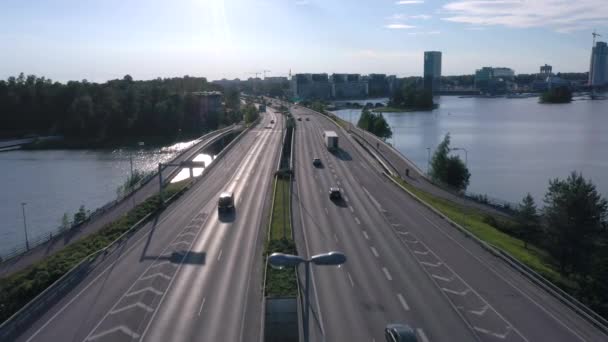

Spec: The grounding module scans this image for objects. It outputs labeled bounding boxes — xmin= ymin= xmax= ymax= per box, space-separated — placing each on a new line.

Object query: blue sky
xmin=1 ymin=0 xmax=607 ymax=82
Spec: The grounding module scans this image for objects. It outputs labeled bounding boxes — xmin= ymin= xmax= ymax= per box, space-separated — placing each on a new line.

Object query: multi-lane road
xmin=17 ymin=109 xmax=283 ymax=342
xmin=289 ymin=103 xmax=608 ymax=342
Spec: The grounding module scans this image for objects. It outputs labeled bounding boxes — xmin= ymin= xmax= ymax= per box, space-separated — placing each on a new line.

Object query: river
xmin=0 ymin=140 xmax=213 ymax=255
xmin=332 ymin=96 xmax=608 ymax=205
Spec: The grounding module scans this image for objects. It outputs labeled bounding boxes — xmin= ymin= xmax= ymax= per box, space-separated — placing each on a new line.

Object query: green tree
xmin=430 ymin=133 xmax=470 ymax=190
xmin=60 ymin=213 xmax=71 ymax=232
xmin=517 ymin=193 xmax=541 ymax=248
xmin=543 ymin=172 xmax=608 ymax=275
xmin=243 ymin=103 xmax=259 ymax=124
xmin=73 ymin=205 xmax=87 ymax=225
xmin=541 ymin=86 xmax=572 ymax=104
xmin=357 ymin=109 xmax=392 ymax=139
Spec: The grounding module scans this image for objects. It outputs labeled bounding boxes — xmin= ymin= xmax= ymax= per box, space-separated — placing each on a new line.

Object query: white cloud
xmin=409 ymin=14 xmax=432 ymax=20
xmin=387 ymin=13 xmax=431 ymax=20
xmin=396 ymin=0 xmax=424 ymax=4
xmin=385 ymin=24 xmax=416 ymax=29
xmin=442 ymin=0 xmax=608 ymax=32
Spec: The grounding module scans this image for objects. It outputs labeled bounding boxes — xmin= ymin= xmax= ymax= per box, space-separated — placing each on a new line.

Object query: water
xmin=332 ymin=96 xmax=608 ymax=205
xmin=0 ymin=140 xmax=213 ymax=254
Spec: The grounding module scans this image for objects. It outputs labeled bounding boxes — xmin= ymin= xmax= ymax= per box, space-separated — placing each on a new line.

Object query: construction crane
xmin=592 ymin=30 xmax=601 ymax=46
xmin=262 ymin=70 xmax=271 ymax=78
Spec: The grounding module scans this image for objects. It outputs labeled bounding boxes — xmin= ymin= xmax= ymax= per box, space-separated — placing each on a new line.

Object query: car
xmin=305 ymin=117 xmax=310 ymax=121
xmin=218 ymin=191 xmax=235 ymax=213
xmin=270 ymin=120 xmax=275 ymax=124
xmin=385 ymin=324 xmax=417 ymax=342
xmin=329 ymin=187 xmax=341 ymax=200
xmin=312 ymin=158 xmax=322 ymax=167
xmin=297 ymin=117 xmax=302 ymax=121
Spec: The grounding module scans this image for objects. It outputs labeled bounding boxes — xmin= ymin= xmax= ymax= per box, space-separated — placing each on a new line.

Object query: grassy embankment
xmin=392 ymin=176 xmax=575 ymax=291
xmin=0 ymin=180 xmax=189 ymax=323
xmin=264 ymin=176 xmax=298 ymax=297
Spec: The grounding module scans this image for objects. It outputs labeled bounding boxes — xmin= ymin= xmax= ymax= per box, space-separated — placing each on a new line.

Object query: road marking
xmin=149 ymin=260 xmax=172 ymax=269
xmin=87 ymin=325 xmax=140 ymax=341
xmin=420 ymin=261 xmax=442 ymax=267
xmin=344 ymin=196 xmax=349 ymax=202
xmin=140 ymin=272 xmax=171 ymax=281
xmin=431 ymin=274 xmax=453 ymax=282
xmin=354 ymin=217 xmax=361 ymax=225
xmin=442 ymin=287 xmax=472 ymax=296
xmin=109 ymin=302 xmax=154 ymax=315
xmin=362 ymin=230 xmax=370 ymax=240
xmin=198 ymin=297 xmax=206 ymax=316
xmin=324 ymin=207 xmax=329 ymax=215
xmin=473 ymin=326 xmax=512 ymax=339
xmin=370 ymin=246 xmax=379 ymax=258
xmin=397 ymin=293 xmax=410 ymax=311
xmin=416 ymin=328 xmax=430 ymax=342
xmin=349 ymin=205 xmax=354 ymax=213
xmin=382 ymin=267 xmax=392 ymax=281
xmin=334 ymin=234 xmax=339 ymax=243
xmin=469 ymin=304 xmax=490 ymax=316
xmin=413 ymin=249 xmax=429 ymax=255
xmin=217 ymin=249 xmax=223 ymax=261
xmin=125 ymin=286 xmax=163 ymax=297
xmin=347 ymin=272 xmax=355 ymax=288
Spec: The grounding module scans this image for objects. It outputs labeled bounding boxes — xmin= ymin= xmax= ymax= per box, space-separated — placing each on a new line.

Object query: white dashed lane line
xmin=397 ymin=293 xmax=410 ymax=311
xmin=354 ymin=217 xmax=361 ymax=225
xmin=217 ymin=249 xmax=223 ymax=262
xmin=347 ymin=272 xmax=355 ymax=288
xmin=382 ymin=267 xmax=392 ymax=281
xmin=362 ymin=231 xmax=370 ymax=240
xmin=417 ymin=328 xmax=430 ymax=342
xmin=370 ymin=246 xmax=379 ymax=258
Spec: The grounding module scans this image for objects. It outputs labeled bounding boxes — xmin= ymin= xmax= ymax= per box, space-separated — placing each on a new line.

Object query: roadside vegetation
xmin=388 ymin=81 xmax=436 ymax=111
xmin=264 ymin=174 xmax=298 ymax=297
xmin=429 ymin=133 xmax=471 ymax=191
xmin=395 ymin=170 xmax=608 ymax=318
xmin=0 ymin=180 xmax=189 ymax=324
xmin=357 ymin=109 xmax=392 ymax=140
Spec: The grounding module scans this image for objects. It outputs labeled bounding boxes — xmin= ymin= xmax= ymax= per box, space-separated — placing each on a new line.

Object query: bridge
xmin=2 ymin=103 xmax=607 ymax=342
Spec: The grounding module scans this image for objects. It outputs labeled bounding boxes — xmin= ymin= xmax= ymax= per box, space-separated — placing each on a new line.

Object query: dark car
xmin=297 ymin=117 xmax=302 ymax=121
xmin=305 ymin=117 xmax=310 ymax=121
xmin=218 ymin=192 xmax=235 ymax=213
xmin=329 ymin=187 xmax=341 ymax=200
xmin=270 ymin=120 xmax=275 ymax=124
xmin=313 ymin=158 xmax=322 ymax=167
xmin=385 ymin=324 xmax=417 ymax=342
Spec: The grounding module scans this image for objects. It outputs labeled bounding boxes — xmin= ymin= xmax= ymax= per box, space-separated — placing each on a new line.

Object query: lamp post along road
xmin=21 ymin=202 xmax=30 ymax=251
xmin=269 ymin=251 xmax=347 ymax=342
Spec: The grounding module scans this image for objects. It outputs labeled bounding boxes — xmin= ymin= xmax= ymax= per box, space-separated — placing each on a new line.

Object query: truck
xmin=259 ymin=104 xmax=266 ymax=112
xmin=323 ymin=131 xmax=339 ymax=151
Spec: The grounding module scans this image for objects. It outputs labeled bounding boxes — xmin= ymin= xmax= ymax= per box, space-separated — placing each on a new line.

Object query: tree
xmin=60 ymin=213 xmax=71 ymax=232
xmin=517 ymin=193 xmax=541 ymax=248
xmin=543 ymin=172 xmax=608 ymax=276
xmin=357 ymin=109 xmax=392 ymax=139
xmin=540 ymin=86 xmax=572 ymax=104
xmin=73 ymin=205 xmax=87 ymax=225
xmin=243 ymin=103 xmax=259 ymax=124
xmin=430 ymin=133 xmax=471 ymax=190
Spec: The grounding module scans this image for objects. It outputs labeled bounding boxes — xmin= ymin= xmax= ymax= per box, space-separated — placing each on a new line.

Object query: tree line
xmin=357 ymin=109 xmax=392 ymax=139
xmin=0 ymin=73 xmax=244 ymax=144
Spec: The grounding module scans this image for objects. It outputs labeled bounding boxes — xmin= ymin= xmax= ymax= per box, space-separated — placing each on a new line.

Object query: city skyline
xmin=1 ymin=0 xmax=607 ymax=82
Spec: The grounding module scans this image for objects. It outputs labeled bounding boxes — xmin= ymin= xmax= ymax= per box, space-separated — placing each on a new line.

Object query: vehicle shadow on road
xmin=332 ymin=148 xmax=352 ymax=161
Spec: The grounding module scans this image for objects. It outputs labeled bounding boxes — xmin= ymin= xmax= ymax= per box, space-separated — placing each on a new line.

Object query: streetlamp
xmin=426 ymin=147 xmax=431 ymax=175
xmin=269 ymin=251 xmax=347 ymax=342
xmin=21 ymin=202 xmax=30 ymax=251
xmin=451 ymin=147 xmax=468 ymax=166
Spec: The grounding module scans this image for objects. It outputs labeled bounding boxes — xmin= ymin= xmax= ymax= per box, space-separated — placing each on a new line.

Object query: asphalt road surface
xmin=17 ymin=110 xmax=282 ymax=342
xmin=289 ymin=103 xmax=608 ymax=342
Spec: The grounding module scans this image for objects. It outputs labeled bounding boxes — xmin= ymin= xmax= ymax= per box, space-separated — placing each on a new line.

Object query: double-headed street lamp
xmin=269 ymin=251 xmax=347 ymax=342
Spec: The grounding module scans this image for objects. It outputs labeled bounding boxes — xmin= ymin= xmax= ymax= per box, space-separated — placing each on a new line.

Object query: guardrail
xmin=0 ymin=122 xmax=253 ymax=341
xmin=0 ymin=126 xmax=237 ymax=263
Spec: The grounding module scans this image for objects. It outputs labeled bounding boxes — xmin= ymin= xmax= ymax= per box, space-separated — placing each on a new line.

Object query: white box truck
xmin=323 ymin=131 xmax=339 ymax=151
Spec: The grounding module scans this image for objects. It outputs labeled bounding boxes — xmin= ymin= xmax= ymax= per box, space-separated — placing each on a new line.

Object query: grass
xmin=0 ymin=179 xmax=190 ymax=324
xmin=392 ymin=176 xmax=575 ymax=290
xmin=264 ymin=176 xmax=298 ymax=297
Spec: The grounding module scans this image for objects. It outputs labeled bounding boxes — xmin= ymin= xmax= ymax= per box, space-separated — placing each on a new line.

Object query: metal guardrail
xmin=0 ymin=126 xmax=237 ymax=263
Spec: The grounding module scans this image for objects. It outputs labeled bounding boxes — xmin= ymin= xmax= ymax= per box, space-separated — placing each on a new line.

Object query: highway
xmin=17 ymin=109 xmax=282 ymax=342
xmin=289 ymin=103 xmax=608 ymax=342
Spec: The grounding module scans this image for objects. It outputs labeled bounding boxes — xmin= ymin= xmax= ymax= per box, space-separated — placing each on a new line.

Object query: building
xmin=264 ymin=76 xmax=288 ymax=84
xmin=540 ymin=64 xmax=553 ymax=76
xmin=474 ymin=67 xmax=515 ymax=94
xmin=290 ymin=73 xmax=332 ymax=100
xmin=492 ymin=67 xmax=515 ymax=79
xmin=589 ymin=41 xmax=608 ymax=86
xmin=368 ymin=74 xmax=390 ymax=97
xmin=424 ymin=51 xmax=442 ymax=94
xmin=192 ymin=91 xmax=223 ymax=123
xmin=330 ymin=74 xmax=368 ymax=99
xmin=546 ymin=76 xmax=570 ymax=89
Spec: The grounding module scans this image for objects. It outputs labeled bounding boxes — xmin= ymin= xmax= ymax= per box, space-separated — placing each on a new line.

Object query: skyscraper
xmin=589 ymin=41 xmax=608 ymax=86
xmin=424 ymin=51 xmax=442 ymax=94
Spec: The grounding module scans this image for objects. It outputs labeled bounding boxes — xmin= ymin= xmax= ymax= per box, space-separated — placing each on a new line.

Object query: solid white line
xmin=198 ymin=297 xmax=206 ymax=316
xmin=347 ymin=272 xmax=355 ymax=288
xmin=362 ymin=230 xmax=370 ymax=240
xmin=382 ymin=267 xmax=392 ymax=281
xmin=370 ymin=246 xmax=379 ymax=258
xmin=354 ymin=217 xmax=361 ymax=225
xmin=217 ymin=249 xmax=223 ymax=261
xmin=397 ymin=293 xmax=410 ymax=311
xmin=417 ymin=328 xmax=430 ymax=342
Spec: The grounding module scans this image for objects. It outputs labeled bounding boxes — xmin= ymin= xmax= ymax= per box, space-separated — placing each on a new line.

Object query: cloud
xmin=396 ymin=0 xmax=424 ymax=4
xmin=409 ymin=14 xmax=432 ymax=20
xmin=387 ymin=14 xmax=431 ymax=20
xmin=442 ymin=0 xmax=608 ymax=32
xmin=385 ymin=24 xmax=416 ymax=29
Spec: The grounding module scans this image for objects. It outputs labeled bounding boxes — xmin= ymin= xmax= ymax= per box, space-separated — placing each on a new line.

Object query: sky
xmin=1 ymin=0 xmax=607 ymax=82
